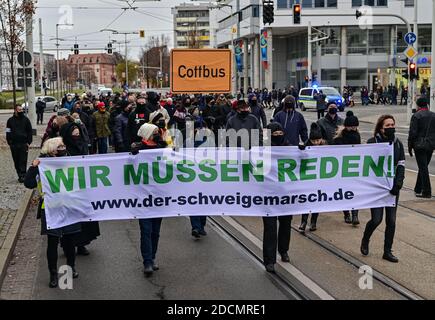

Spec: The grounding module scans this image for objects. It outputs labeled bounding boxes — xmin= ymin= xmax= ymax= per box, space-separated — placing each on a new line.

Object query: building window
xmin=352 ymin=0 xmax=388 ymax=6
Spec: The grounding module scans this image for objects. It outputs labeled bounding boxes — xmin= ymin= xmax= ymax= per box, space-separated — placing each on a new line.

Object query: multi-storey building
xmin=214 ymin=0 xmax=432 ymax=93
xmin=66 ymin=53 xmax=117 ymax=87
xmin=172 ymin=2 xmax=217 ymax=48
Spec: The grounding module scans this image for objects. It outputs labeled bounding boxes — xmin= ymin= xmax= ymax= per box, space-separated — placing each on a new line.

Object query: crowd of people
xmin=4 ymin=87 xmax=435 ymax=287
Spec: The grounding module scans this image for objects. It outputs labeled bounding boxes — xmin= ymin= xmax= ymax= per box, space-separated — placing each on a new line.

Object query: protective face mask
xmin=328 ymin=108 xmax=338 ymax=115
xmin=56 ymin=149 xmax=67 ymax=157
xmin=239 ymin=111 xmax=250 ymax=118
xmin=384 ymin=128 xmax=396 ymax=141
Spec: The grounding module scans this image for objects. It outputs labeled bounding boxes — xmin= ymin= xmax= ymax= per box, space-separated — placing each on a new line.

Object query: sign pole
xmin=431 ymin=0 xmax=435 ymax=111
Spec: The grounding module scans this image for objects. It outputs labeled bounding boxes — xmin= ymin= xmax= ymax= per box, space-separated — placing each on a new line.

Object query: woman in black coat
xmin=25 ymin=137 xmax=81 ymax=288
xmin=333 ymin=111 xmax=361 ymax=226
xmin=60 ymin=122 xmax=100 ymax=256
xmin=361 ymin=115 xmax=405 ymax=263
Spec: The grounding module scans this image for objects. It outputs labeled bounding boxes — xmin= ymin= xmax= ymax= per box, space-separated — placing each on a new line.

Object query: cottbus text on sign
xmin=170 ymin=49 xmax=232 ymax=94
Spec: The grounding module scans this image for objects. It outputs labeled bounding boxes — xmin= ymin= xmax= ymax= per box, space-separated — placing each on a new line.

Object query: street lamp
xmin=101 ymin=28 xmax=138 ymax=89
xmin=56 ymin=23 xmax=74 ymax=99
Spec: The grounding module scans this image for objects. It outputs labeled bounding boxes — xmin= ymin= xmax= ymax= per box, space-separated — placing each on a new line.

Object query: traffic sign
xmin=17 ymin=50 xmax=32 ymax=67
xmin=404 ymin=32 xmax=417 ymax=45
xmin=17 ymin=78 xmax=32 ymax=88
xmin=404 ymin=46 xmax=418 ymax=60
xmin=17 ymin=68 xmax=33 ymax=78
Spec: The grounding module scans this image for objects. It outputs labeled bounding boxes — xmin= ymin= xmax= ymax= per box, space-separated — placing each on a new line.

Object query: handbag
xmin=414 ymin=115 xmax=434 ymax=151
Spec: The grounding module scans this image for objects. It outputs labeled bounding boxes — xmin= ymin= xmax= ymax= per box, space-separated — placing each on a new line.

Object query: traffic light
xmin=262 ymin=0 xmax=274 ymax=25
xmin=139 ymin=30 xmax=145 ymax=38
xmin=409 ymin=62 xmax=418 ymax=80
xmin=107 ymin=43 xmax=113 ymax=55
xmin=402 ymin=69 xmax=409 ymax=79
xmin=293 ymin=4 xmax=301 ymax=24
xmin=74 ymin=44 xmax=79 ymax=55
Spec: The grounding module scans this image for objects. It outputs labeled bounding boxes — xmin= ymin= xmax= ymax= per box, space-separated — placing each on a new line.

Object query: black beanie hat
xmin=416 ymin=97 xmax=429 ymax=108
xmin=344 ymin=111 xmax=359 ymax=127
xmin=267 ymin=122 xmax=284 ymax=133
xmin=147 ymin=91 xmax=159 ymax=104
xmin=309 ymin=123 xmax=323 ymax=140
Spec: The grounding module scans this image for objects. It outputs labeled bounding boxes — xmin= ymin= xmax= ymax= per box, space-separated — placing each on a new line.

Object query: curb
xmin=0 ymin=189 xmax=34 ymax=288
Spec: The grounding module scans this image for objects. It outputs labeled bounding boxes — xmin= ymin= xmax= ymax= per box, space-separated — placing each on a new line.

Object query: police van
xmin=298 ymin=86 xmax=345 ymax=112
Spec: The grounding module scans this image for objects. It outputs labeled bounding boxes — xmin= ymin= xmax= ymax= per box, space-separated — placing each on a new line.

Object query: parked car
xmin=22 ymin=96 xmax=59 ymax=113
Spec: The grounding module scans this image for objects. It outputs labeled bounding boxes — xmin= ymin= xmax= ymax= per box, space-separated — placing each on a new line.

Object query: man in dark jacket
xmin=315 ymin=90 xmax=327 ymax=120
xmin=248 ymin=93 xmax=267 ymax=128
xmin=36 ymin=97 xmax=46 ymax=125
xmin=317 ymin=104 xmax=344 ymax=144
xmin=273 ymin=95 xmax=308 ymax=146
xmin=6 ymin=105 xmax=33 ymax=182
xmin=226 ymin=99 xmax=262 ymax=148
xmin=113 ymin=101 xmax=132 ymax=152
xmin=408 ymin=98 xmax=435 ymax=198
xmin=127 ymin=94 xmax=152 ymax=144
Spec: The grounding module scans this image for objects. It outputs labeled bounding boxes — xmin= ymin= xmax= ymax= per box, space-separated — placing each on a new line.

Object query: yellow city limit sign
xmin=170 ymin=49 xmax=232 ymax=94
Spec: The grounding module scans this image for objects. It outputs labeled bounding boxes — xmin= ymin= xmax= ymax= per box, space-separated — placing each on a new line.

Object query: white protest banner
xmin=38 ymin=144 xmax=396 ymax=229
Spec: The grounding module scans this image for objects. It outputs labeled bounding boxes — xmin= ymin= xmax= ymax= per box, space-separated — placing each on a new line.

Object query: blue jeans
xmin=97 ymin=137 xmax=109 ymax=154
xmin=190 ymin=216 xmax=206 ymax=232
xmin=139 ymin=218 xmax=162 ymax=266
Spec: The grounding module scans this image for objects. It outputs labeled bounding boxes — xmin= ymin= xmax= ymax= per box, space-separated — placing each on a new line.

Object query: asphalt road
xmin=33 ymin=218 xmax=292 ymax=300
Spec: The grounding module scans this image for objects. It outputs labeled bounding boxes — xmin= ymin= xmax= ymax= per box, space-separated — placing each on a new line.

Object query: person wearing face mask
xmin=113 ymin=101 xmax=132 ymax=152
xmin=60 ymin=122 xmax=89 ymax=156
xmin=272 ymin=95 xmax=308 ymax=146
xmin=149 ymin=111 xmax=173 ymax=147
xmin=92 ymin=102 xmax=111 ymax=154
xmin=298 ymin=123 xmax=327 ymax=232
xmin=6 ymin=105 xmax=33 ymax=183
xmin=361 ymin=115 xmax=405 ymax=263
xmin=262 ymin=122 xmax=292 ymax=273
xmin=131 ymin=123 xmax=168 ymax=277
xmin=127 ymin=94 xmax=151 ymax=145
xmin=317 ymin=104 xmax=344 ymax=144
xmin=225 ymin=99 xmax=263 ymax=149
xmin=24 ymin=138 xmax=81 ymax=288
xmin=333 ymin=111 xmax=361 ymax=226
xmin=248 ymin=93 xmax=267 ymax=128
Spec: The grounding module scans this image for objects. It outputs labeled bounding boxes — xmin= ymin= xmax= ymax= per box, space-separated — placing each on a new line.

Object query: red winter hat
xmin=97 ymin=102 xmax=106 ymax=109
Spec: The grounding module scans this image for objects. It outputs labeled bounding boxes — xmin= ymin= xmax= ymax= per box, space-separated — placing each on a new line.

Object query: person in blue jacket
xmin=273 ymin=95 xmax=308 ymax=146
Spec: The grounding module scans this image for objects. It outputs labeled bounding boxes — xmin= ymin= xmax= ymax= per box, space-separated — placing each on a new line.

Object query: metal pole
xmin=412 ymin=0 xmax=418 ymax=114
xmin=317 ymin=43 xmax=321 ymax=85
xmin=308 ymin=21 xmax=312 ymax=87
xmin=26 ymin=0 xmax=36 ymax=134
xmin=160 ymin=48 xmax=163 ymax=89
xmin=431 ymin=0 xmax=435 ymax=111
xmin=39 ymin=18 xmax=44 ymax=96
xmin=236 ymin=0 xmax=240 ymax=94
xmin=56 ymin=25 xmax=60 ymax=99
xmin=125 ymin=33 xmax=128 ymax=88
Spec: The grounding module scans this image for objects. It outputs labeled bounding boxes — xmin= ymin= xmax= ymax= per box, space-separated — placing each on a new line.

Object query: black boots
xmin=360 ymin=239 xmax=369 ymax=256
xmin=344 ymin=212 xmax=352 ymax=224
xmin=265 ymin=264 xmax=275 ymax=273
xmin=49 ymin=271 xmax=58 ymax=288
xmin=352 ymin=212 xmax=360 ymax=226
xmin=280 ymin=252 xmax=290 ymax=263
xmin=77 ymin=246 xmax=90 ymax=256
xmin=309 ymin=222 xmax=317 ymax=231
xmin=144 ymin=264 xmax=153 ymax=277
xmin=299 ymin=221 xmax=307 ymax=232
xmin=383 ymin=251 xmax=399 ymax=263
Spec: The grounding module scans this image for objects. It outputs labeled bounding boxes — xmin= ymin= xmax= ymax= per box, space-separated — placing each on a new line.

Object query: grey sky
xmin=34 ymin=0 xmax=189 ymax=60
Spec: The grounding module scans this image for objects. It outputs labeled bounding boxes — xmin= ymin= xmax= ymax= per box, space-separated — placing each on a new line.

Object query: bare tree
xmin=0 ymin=0 xmax=35 ymax=105
xmin=139 ymin=35 xmax=170 ymax=88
